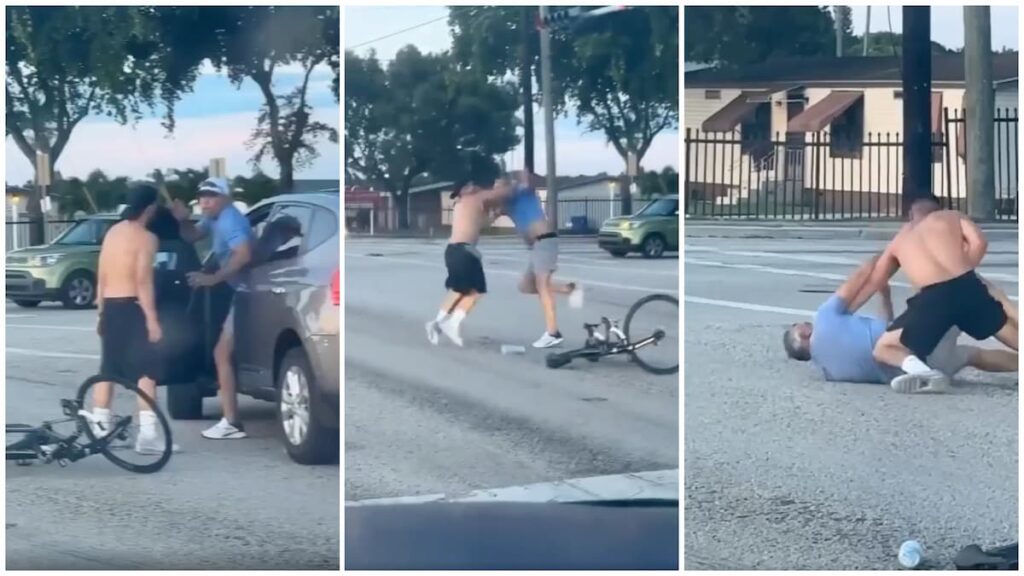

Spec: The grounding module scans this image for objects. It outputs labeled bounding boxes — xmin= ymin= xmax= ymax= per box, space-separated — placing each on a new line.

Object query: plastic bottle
xmin=898 ymin=540 xmax=924 ymax=569
xmin=500 ymin=344 xmax=526 ymax=355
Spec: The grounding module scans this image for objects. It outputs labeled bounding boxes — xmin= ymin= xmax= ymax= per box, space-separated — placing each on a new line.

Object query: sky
xmin=5 ymin=62 xmax=340 ymax=186
xmin=344 ymin=6 xmax=679 ymax=177
xmin=848 ymin=5 xmax=1019 ymax=51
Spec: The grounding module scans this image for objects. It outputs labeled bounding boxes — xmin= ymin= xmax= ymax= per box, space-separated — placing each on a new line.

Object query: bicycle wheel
xmin=623 ymin=294 xmax=679 ymax=375
xmin=76 ymin=374 xmax=173 ymax=473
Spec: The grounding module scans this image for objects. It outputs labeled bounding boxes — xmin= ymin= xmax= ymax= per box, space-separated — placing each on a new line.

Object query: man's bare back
xmin=99 ymin=221 xmax=158 ymax=298
xmin=888 ymin=209 xmax=983 ymax=289
xmin=449 ymin=194 xmax=486 ymax=244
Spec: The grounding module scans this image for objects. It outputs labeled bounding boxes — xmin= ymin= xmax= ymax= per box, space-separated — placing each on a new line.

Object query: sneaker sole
xmin=891 ymin=372 xmax=951 ymax=394
xmin=533 ymin=339 xmax=564 ymax=349
xmin=425 ymin=322 xmax=439 ymax=345
xmin=201 ymin=431 xmax=247 ymax=440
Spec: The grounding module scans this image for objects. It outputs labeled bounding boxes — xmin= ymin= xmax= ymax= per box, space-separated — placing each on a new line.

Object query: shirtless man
xmin=92 ymin=184 xmax=167 ymax=454
xmin=847 ymin=196 xmax=1018 ymax=393
xmin=502 ymin=172 xmax=584 ymax=348
xmin=784 ymin=254 xmax=1018 ymax=387
xmin=425 ymin=177 xmax=511 ymax=347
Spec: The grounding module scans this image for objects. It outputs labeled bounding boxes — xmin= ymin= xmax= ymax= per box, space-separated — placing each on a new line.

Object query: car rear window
xmin=306 ymin=207 xmax=337 ymax=251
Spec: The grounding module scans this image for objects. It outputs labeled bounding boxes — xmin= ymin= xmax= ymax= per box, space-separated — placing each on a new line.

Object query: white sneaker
xmin=532 ymin=332 xmax=564 ymax=349
xmin=135 ymin=431 xmax=181 ymax=455
xmin=425 ymin=320 xmax=441 ymax=345
xmin=568 ymin=284 xmax=584 ymax=309
xmin=201 ymin=418 xmax=247 ymax=439
xmin=890 ymin=370 xmax=951 ymax=394
xmin=438 ymin=318 xmax=464 ymax=347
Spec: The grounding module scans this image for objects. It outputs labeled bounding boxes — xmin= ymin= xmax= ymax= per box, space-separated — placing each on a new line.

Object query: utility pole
xmin=964 ymin=6 xmax=995 ymax=220
xmin=863 ymin=6 xmax=871 ymax=56
xmin=539 ymin=5 xmax=558 ymax=229
xmin=834 ymin=6 xmax=843 ymax=57
xmin=521 ymin=7 xmax=535 ymax=174
xmin=901 ymin=6 xmax=932 ymax=215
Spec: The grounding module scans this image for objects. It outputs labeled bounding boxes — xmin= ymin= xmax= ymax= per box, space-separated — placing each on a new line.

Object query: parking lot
xmin=5 ymin=303 xmax=339 ymax=570
xmin=684 ymin=234 xmax=1018 ymax=570
xmin=345 ymin=235 xmax=678 ymax=504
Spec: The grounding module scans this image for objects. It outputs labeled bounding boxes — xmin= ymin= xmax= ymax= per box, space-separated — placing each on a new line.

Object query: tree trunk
xmin=396 ymin=192 xmax=410 ymax=230
xmin=278 ymin=158 xmax=295 ymax=193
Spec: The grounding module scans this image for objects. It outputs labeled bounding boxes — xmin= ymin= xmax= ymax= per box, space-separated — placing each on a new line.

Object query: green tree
xmin=639 ymin=166 xmax=678 ymax=198
xmin=345 ymin=47 xmax=519 ymax=229
xmin=6 ymin=6 xmax=202 ymax=243
xmin=685 ymin=6 xmax=837 ymax=68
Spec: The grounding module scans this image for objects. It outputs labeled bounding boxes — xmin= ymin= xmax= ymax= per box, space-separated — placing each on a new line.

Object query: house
xmin=685 ymin=53 xmax=1018 ymax=215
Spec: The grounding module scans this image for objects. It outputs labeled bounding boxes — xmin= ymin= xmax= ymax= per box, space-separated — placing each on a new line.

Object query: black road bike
xmin=6 ymin=375 xmax=174 ymax=473
xmin=546 ymin=294 xmax=678 ymax=375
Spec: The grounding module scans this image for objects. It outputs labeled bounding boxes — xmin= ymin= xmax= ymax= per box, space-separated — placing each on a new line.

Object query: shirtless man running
xmin=91 ymin=184 xmax=167 ymax=454
xmin=847 ymin=196 xmax=1019 ymax=393
xmin=426 ymin=177 xmax=511 ymax=347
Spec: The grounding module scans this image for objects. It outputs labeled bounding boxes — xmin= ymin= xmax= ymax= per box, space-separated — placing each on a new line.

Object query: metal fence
xmin=5 ymin=219 xmax=77 ymax=250
xmin=685 ymin=107 xmax=1018 ymax=221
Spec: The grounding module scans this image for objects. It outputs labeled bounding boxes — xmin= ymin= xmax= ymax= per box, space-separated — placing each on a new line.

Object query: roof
xmin=685 ymin=53 xmax=1019 ymax=88
xmin=290 ymin=179 xmax=341 ymax=194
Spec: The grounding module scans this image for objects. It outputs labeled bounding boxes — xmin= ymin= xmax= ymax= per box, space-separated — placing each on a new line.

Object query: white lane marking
xmin=685 ymin=258 xmax=1019 ymax=301
xmin=6 ymin=314 xmax=35 ymax=319
xmin=487 ymin=254 xmax=679 ymax=277
xmin=6 ymin=347 xmax=100 ymax=360
xmin=6 ymin=324 xmax=94 ymax=332
xmin=687 ymin=244 xmax=1020 ymax=283
xmin=346 ymin=469 xmax=678 ymax=506
xmin=348 ymin=253 xmax=679 ymax=295
xmin=685 ymin=296 xmax=815 ymax=317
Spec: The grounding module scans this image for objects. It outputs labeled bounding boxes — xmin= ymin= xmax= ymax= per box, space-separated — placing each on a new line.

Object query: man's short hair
xmin=783 ymin=327 xmax=811 ymax=361
xmin=122 ymin=184 xmax=159 ymax=221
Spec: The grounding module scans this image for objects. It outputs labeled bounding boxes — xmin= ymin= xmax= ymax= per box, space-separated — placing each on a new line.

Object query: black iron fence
xmin=685 ymin=107 xmax=1018 ymax=221
xmin=5 ymin=219 xmax=77 ymax=250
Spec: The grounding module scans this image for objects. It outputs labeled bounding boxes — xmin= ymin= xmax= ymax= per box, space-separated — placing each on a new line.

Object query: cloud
xmin=5 ymin=109 xmax=339 ymax=184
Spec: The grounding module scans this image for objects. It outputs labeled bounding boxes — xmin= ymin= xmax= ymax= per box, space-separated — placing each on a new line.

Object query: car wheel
xmin=278 ymin=347 xmax=337 ymax=465
xmin=13 ymin=300 xmax=40 ymax=308
xmin=641 ymin=234 xmax=666 ymax=259
xmin=167 ymin=383 xmax=204 ymax=420
xmin=60 ymin=271 xmax=96 ymax=309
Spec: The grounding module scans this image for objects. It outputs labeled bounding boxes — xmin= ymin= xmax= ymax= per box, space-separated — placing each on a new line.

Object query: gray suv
xmin=164 ymin=191 xmax=339 ymax=465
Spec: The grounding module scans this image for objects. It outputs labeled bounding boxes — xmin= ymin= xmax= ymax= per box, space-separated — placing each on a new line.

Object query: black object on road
xmin=954 ymin=542 xmax=1017 ymax=570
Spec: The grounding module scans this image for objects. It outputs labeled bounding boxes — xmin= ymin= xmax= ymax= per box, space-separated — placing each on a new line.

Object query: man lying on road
xmin=845 ymin=196 xmax=1017 ymax=392
xmin=784 ymin=253 xmax=1018 ymax=389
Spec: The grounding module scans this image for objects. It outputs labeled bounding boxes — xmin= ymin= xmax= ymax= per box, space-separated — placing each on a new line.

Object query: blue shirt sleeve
xmin=222 ymin=210 xmax=252 ymax=251
xmin=816 ymin=294 xmax=849 ymax=319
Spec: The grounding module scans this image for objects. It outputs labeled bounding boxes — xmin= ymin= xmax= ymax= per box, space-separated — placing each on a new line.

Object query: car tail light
xmin=330 ymin=268 xmax=340 ymax=306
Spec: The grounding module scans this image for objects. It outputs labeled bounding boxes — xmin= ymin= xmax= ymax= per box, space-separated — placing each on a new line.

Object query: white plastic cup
xmin=898 ymin=540 xmax=924 ymax=569
xmin=501 ymin=344 xmax=526 ymax=355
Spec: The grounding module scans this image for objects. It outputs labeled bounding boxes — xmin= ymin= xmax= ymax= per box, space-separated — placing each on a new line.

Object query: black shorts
xmin=444 ymin=243 xmax=486 ymax=295
xmin=99 ymin=298 xmax=161 ymax=383
xmin=888 ymin=270 xmax=1007 ymax=360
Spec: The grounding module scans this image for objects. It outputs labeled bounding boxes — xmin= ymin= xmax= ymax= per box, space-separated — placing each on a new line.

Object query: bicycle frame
xmin=6 ymin=399 xmax=132 ymax=467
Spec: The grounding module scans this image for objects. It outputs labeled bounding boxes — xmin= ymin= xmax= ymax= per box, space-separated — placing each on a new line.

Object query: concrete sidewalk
xmin=685 ymin=218 xmax=1018 ymax=241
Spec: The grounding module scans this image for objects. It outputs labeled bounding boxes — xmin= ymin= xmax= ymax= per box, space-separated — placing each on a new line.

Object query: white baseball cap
xmin=197 ymin=177 xmax=230 ymax=197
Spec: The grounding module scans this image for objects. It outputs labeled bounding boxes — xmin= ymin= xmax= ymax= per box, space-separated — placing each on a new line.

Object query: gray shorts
xmin=879 ymin=328 xmax=973 ymax=381
xmin=524 ymin=236 xmax=559 ymax=279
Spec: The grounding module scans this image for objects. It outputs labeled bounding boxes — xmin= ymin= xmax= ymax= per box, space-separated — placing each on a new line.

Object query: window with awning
xmin=700 ymin=90 xmax=775 ymax=132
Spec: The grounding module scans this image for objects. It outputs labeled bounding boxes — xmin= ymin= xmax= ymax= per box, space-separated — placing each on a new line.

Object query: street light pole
xmin=539 ymin=5 xmax=558 ymax=229
xmin=964 ymin=6 xmax=995 ymax=220
xmin=901 ymin=6 xmax=931 ymax=215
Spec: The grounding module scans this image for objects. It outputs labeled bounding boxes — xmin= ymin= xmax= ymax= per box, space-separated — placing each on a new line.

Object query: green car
xmin=6 ymin=215 xmax=118 ymax=309
xmin=598 ymin=194 xmax=679 ymax=258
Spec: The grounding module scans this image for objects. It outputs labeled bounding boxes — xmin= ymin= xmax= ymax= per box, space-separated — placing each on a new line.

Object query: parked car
xmin=6 ymin=215 xmax=116 ymax=309
xmin=6 ymin=213 xmax=207 ymax=309
xmin=162 ymin=191 xmax=340 ymax=465
xmin=598 ymin=195 xmax=679 ymax=258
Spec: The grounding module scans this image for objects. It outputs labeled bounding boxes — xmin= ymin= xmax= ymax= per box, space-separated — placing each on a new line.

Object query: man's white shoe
xmin=532 ymin=332 xmax=564 ymax=349
xmin=425 ymin=321 xmax=440 ymax=345
xmin=438 ymin=318 xmax=464 ymax=347
xmin=568 ymin=284 xmax=584 ymax=309
xmin=201 ymin=418 xmax=247 ymax=439
xmin=890 ymin=370 xmax=951 ymax=394
xmin=135 ymin=432 xmax=181 ymax=455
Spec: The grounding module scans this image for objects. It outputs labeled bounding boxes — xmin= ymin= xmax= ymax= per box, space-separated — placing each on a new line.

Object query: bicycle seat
xmin=954 ymin=543 xmax=1018 ymax=570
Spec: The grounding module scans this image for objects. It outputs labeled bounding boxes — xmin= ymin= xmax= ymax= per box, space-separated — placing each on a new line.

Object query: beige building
xmin=685 ymin=54 xmax=1018 ymax=217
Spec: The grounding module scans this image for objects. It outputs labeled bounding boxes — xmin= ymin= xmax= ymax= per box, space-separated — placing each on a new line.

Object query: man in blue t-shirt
xmin=172 ymin=177 xmax=254 ymax=438
xmin=783 ymin=256 xmax=1017 ymax=388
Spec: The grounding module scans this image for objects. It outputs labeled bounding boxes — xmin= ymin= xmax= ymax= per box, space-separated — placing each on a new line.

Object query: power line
xmin=345 ymin=15 xmax=448 ymax=50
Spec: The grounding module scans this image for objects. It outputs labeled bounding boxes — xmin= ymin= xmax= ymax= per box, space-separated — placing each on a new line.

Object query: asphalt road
xmin=5 ymin=303 xmax=339 ymax=570
xmin=684 ymin=236 xmax=1018 ymax=570
xmin=344 ymin=236 xmax=679 ymax=502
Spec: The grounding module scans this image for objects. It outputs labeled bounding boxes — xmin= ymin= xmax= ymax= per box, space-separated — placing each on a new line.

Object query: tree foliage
xmin=685 ymin=6 xmax=838 ymax=68
xmin=345 ymin=47 xmax=519 ymax=229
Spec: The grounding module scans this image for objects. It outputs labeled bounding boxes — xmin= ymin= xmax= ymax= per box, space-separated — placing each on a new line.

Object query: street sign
xmin=209 ymin=157 xmax=227 ymax=178
xmin=627 ymin=151 xmax=638 ymax=177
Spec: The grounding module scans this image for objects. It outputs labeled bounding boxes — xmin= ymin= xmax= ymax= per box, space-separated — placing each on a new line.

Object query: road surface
xmin=5 ymin=303 xmax=339 ymax=570
xmin=684 ymin=236 xmax=1018 ymax=570
xmin=344 ymin=236 xmax=679 ymax=504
